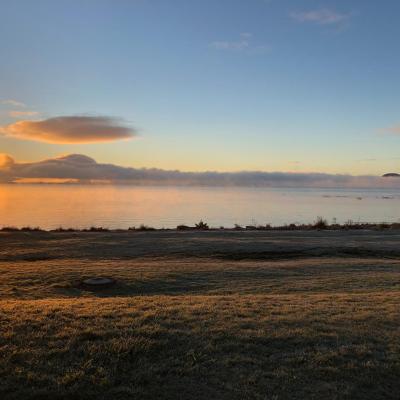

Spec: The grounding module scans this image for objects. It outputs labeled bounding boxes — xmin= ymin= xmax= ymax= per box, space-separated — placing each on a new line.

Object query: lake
xmin=0 ymin=184 xmax=400 ymax=229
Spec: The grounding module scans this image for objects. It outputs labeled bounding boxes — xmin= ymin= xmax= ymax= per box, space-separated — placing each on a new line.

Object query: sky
xmin=1 ymin=0 xmax=400 ymax=177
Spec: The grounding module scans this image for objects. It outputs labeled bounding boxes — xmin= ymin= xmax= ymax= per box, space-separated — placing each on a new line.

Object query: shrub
xmin=137 ymin=224 xmax=156 ymax=231
xmin=378 ymin=222 xmax=389 ymax=230
xmin=1 ymin=226 xmax=20 ymax=232
xmin=20 ymin=226 xmax=44 ymax=232
xmin=52 ymin=227 xmax=77 ymax=232
xmin=84 ymin=227 xmax=109 ymax=232
xmin=195 ymin=220 xmax=209 ymax=230
xmin=177 ymin=225 xmax=191 ymax=231
xmin=313 ymin=216 xmax=328 ymax=230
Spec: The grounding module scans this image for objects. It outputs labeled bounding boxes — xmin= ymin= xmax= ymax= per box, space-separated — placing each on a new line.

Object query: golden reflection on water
xmin=0 ymin=184 xmax=399 ymax=229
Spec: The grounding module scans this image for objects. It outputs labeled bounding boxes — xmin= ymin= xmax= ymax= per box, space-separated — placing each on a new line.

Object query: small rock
xmin=82 ymin=277 xmax=115 ymax=288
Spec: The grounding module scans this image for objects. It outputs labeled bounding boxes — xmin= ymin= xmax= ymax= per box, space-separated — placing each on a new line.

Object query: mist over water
xmin=1 ymin=185 xmax=400 ymax=229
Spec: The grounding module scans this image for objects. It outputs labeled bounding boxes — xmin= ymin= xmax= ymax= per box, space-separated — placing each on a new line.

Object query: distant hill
xmin=382 ymin=173 xmax=400 ymax=177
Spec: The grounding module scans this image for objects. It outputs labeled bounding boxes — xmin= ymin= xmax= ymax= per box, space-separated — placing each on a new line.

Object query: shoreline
xmin=2 ymin=220 xmax=400 ymax=233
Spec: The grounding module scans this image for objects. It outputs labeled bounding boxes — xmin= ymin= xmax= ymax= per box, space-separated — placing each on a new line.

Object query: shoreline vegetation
xmin=2 ymin=217 xmax=400 ymax=233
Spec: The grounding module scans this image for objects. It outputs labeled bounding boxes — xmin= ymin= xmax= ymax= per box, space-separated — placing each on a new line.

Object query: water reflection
xmin=0 ymin=184 xmax=399 ymax=229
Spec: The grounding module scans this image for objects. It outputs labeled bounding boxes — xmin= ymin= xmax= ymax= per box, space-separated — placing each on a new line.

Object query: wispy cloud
xmin=291 ymin=9 xmax=350 ymax=25
xmin=0 ymin=115 xmax=136 ymax=144
xmin=211 ymin=33 xmax=252 ymax=51
xmin=210 ymin=33 xmax=270 ymax=54
xmin=1 ymin=99 xmax=26 ymax=107
xmin=8 ymin=111 xmax=39 ymax=118
xmin=384 ymin=125 xmax=400 ymax=135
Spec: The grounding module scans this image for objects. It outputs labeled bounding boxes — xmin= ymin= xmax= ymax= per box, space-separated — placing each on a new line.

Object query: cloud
xmin=211 ymin=33 xmax=270 ymax=54
xmin=1 ymin=153 xmax=399 ymax=189
xmin=291 ymin=9 xmax=350 ymax=25
xmin=211 ymin=33 xmax=251 ymax=51
xmin=1 ymin=99 xmax=26 ymax=107
xmin=0 ymin=153 xmax=14 ymax=169
xmin=384 ymin=125 xmax=400 ymax=135
xmin=8 ymin=111 xmax=39 ymax=118
xmin=0 ymin=116 xmax=136 ymax=144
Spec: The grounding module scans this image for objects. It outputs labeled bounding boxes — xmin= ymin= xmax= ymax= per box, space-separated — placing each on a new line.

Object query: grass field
xmin=1 ymin=231 xmax=400 ymax=399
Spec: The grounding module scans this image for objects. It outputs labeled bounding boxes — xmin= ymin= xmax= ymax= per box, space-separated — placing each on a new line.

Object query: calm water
xmin=1 ymin=184 xmax=400 ymax=229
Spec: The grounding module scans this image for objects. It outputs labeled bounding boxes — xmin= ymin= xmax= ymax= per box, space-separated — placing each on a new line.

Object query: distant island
xmin=382 ymin=173 xmax=400 ymax=177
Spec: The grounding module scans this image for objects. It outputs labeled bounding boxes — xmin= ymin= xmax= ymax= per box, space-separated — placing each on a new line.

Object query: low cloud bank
xmin=0 ymin=116 xmax=136 ymax=144
xmin=0 ymin=153 xmax=399 ymax=188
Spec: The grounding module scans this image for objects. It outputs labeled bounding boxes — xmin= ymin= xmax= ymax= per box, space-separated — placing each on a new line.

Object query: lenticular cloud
xmin=0 ymin=116 xmax=136 ymax=144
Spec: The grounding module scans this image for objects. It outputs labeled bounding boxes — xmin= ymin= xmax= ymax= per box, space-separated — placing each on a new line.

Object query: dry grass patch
xmin=1 ymin=293 xmax=400 ymax=399
xmin=1 ymin=258 xmax=400 ymax=300
xmin=1 ymin=232 xmax=400 ymax=399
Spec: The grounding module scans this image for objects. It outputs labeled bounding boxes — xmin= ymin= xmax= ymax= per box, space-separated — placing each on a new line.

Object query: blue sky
xmin=1 ymin=0 xmax=400 ymax=175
